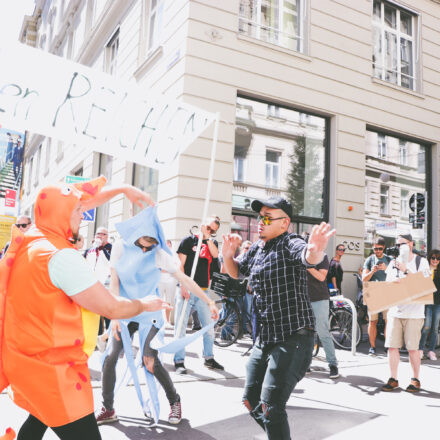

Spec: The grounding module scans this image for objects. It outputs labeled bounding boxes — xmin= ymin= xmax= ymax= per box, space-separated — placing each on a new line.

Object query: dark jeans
xmin=102 ymin=322 xmax=178 ymax=410
xmin=419 ymin=304 xmax=440 ymax=352
xmin=243 ymin=329 xmax=314 ymax=440
xmin=18 ymin=413 xmax=101 ymax=440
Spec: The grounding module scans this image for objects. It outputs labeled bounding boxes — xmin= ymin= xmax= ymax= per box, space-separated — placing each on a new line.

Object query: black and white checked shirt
xmin=238 ymin=232 xmax=316 ymax=344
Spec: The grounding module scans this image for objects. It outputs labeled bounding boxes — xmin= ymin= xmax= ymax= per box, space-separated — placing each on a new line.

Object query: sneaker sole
xmin=329 ymin=374 xmax=339 ymax=379
xmin=97 ymin=417 xmax=118 ymax=425
xmin=168 ymin=418 xmax=182 ymax=425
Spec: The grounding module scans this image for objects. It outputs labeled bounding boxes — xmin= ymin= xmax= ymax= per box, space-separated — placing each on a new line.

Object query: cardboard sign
xmin=0 ymin=43 xmax=215 ymax=169
xmin=363 ymin=271 xmax=435 ymax=314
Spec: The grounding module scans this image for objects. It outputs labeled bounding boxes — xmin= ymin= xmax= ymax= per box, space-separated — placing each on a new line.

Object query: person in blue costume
xmin=95 ymin=207 xmax=218 ymax=426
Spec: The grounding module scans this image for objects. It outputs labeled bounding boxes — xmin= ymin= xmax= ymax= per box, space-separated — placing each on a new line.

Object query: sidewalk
xmin=1 ymin=328 xmax=439 ymax=439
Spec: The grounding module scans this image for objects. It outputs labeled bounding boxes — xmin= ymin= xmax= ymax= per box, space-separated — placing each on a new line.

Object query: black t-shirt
xmin=307 ymin=255 xmax=330 ymax=302
xmin=327 ymin=258 xmax=343 ymax=291
xmin=177 ymin=235 xmax=219 ymax=288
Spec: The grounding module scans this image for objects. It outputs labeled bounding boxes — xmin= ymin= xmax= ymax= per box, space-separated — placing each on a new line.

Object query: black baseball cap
xmin=398 ymin=233 xmax=413 ymax=242
xmin=251 ymin=197 xmax=293 ymax=220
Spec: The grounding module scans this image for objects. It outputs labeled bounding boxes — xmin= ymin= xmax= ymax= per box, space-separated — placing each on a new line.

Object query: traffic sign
xmin=409 ymin=193 xmax=425 ymax=212
xmin=82 ymin=209 xmax=96 ymax=222
xmin=64 ymin=175 xmax=96 ymax=222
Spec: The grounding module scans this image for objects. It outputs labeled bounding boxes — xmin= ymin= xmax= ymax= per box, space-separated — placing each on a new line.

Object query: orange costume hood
xmin=0 ymin=177 xmax=106 ymax=427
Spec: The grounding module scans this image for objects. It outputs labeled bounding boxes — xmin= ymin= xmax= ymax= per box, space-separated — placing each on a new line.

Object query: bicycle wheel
xmin=329 ymin=308 xmax=362 ymax=350
xmin=214 ymin=300 xmax=242 ymax=347
xmin=313 ymin=333 xmax=320 ymax=357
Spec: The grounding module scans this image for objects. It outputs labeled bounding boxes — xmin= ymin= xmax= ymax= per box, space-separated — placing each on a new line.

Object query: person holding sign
xmin=382 ymin=234 xmax=429 ymax=393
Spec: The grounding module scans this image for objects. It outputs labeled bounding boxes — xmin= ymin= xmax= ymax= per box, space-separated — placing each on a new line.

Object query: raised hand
xmin=123 ymin=185 xmax=155 ymax=209
xmin=222 ymin=233 xmax=242 ymax=259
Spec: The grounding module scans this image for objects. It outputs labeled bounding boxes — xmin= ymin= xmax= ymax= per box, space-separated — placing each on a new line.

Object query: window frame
xmin=377 ymin=133 xmax=387 ymax=159
xmin=380 ymin=184 xmax=390 ymax=215
xmin=265 ymin=149 xmax=281 ymax=188
xmin=372 ymin=0 xmax=418 ymax=90
xmin=238 ymin=0 xmax=307 ymax=53
xmin=104 ymin=29 xmax=119 ymax=76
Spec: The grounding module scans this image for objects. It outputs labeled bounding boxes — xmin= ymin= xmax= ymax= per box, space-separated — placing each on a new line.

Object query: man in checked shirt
xmin=222 ymin=197 xmax=335 ymax=440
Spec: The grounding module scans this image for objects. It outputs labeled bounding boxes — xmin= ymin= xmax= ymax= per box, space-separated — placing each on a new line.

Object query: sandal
xmin=405 ymin=378 xmax=420 ymax=393
xmin=381 ymin=377 xmax=399 ymax=391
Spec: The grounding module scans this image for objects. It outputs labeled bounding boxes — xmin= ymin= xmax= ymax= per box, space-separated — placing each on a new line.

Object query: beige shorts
xmin=385 ymin=317 xmax=424 ymax=350
xmin=368 ymin=310 xmax=388 ymax=321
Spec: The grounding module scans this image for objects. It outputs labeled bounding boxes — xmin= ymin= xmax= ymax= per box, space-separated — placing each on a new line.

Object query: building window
xmin=44 ymin=138 xmax=51 ymax=175
xmin=366 ymin=130 xmax=430 ymax=255
xmin=399 ymin=140 xmax=408 ymax=165
xmin=265 ymin=150 xmax=280 ymax=188
xmin=105 ymin=29 xmax=119 ymax=76
xmin=234 ymin=146 xmax=247 ymax=182
xmin=400 ymin=189 xmax=409 ymax=218
xmin=239 ymin=0 xmax=305 ymax=52
xmin=377 ymin=133 xmax=387 ymax=159
xmin=380 ymin=184 xmax=389 ymax=215
xmin=146 ymin=0 xmax=163 ymax=56
xmin=372 ymin=0 xmax=417 ymax=90
xmin=132 ymin=164 xmax=158 ymax=215
xmin=95 ymin=154 xmax=113 ymax=230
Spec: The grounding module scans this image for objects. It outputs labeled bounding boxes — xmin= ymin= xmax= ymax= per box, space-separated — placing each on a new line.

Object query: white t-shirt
xmin=385 ymin=255 xmax=430 ymax=319
xmin=110 ymin=239 xmax=179 ymax=275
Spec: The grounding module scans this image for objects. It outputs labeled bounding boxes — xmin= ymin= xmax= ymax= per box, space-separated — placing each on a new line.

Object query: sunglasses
xmin=15 ymin=223 xmax=30 ymax=228
xmin=373 ymin=247 xmax=384 ymax=251
xmin=135 ymin=241 xmax=157 ymax=253
xmin=431 ymin=256 xmax=440 ymax=261
xmin=337 ymin=248 xmax=345 ymax=252
xmin=258 ymin=215 xmax=287 ymax=226
xmin=395 ymin=242 xmax=409 ymax=247
xmin=206 ymin=226 xmax=218 ymax=234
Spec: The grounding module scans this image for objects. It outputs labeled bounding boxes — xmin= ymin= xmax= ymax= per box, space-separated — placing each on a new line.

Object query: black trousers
xmin=18 ymin=413 xmax=101 ymax=440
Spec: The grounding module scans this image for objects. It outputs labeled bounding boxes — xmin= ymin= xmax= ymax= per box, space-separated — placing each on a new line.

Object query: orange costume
xmin=0 ymin=178 xmax=105 ymax=427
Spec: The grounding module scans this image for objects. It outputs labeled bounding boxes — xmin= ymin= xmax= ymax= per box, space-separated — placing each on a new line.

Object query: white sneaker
xmin=427 ymin=351 xmax=437 ymax=361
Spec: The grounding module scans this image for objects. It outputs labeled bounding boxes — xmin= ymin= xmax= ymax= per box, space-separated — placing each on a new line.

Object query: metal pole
xmin=175 ymin=113 xmax=220 ymax=337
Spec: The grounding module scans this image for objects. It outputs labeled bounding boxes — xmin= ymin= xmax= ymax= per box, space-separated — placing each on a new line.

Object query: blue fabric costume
xmin=113 ymin=206 xmax=170 ymax=422
xmin=111 ymin=207 xmax=215 ymax=421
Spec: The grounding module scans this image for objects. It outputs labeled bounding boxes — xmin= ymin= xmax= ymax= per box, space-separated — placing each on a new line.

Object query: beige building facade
xmin=19 ymin=0 xmax=440 ymax=298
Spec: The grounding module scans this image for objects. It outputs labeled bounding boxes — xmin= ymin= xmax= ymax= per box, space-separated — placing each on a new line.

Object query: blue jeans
xmin=311 ymin=300 xmax=338 ymax=367
xmin=419 ymin=304 xmax=440 ymax=352
xmin=243 ymin=330 xmax=314 ymax=440
xmin=242 ymin=292 xmax=253 ymax=332
xmin=173 ymin=288 xmax=214 ymax=363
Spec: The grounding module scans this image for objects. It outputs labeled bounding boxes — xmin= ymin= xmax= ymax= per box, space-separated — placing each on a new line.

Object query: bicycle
xmin=328 ymin=290 xmax=362 ymax=350
xmin=210 ymin=272 xmax=250 ymax=347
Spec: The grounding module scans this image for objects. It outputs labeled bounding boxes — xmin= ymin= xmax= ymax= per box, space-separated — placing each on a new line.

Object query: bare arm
xmin=362 ymin=267 xmax=375 ymax=282
xmin=307 ymin=267 xmax=328 ymax=282
xmin=206 ymin=239 xmax=219 ymax=258
xmin=173 ymin=270 xmax=219 ymax=320
xmin=71 ymin=282 xmax=171 ymax=320
xmin=178 ymin=253 xmax=190 ymax=299
xmin=81 ymin=184 xmax=154 ymax=212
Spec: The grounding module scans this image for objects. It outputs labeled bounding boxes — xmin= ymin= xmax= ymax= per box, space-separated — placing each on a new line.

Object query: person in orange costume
xmin=0 ymin=177 xmax=172 ymax=440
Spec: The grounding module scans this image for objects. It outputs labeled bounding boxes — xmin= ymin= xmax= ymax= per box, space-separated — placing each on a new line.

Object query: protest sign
xmin=0 ymin=215 xmax=16 ymax=251
xmin=363 ymin=271 xmax=435 ymax=314
xmin=0 ymin=43 xmax=215 ymax=169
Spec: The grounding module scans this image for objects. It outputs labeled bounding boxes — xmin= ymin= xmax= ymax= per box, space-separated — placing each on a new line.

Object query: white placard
xmin=0 ymin=43 xmax=215 ymax=168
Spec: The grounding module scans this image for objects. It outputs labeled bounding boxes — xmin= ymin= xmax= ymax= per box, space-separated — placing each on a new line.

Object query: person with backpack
xmin=362 ymin=237 xmax=392 ymax=355
xmin=381 ymin=234 xmax=429 ymax=393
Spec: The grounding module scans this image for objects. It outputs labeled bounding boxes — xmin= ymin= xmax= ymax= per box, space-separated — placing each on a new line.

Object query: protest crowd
xmin=0 ymin=184 xmax=438 ymax=440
